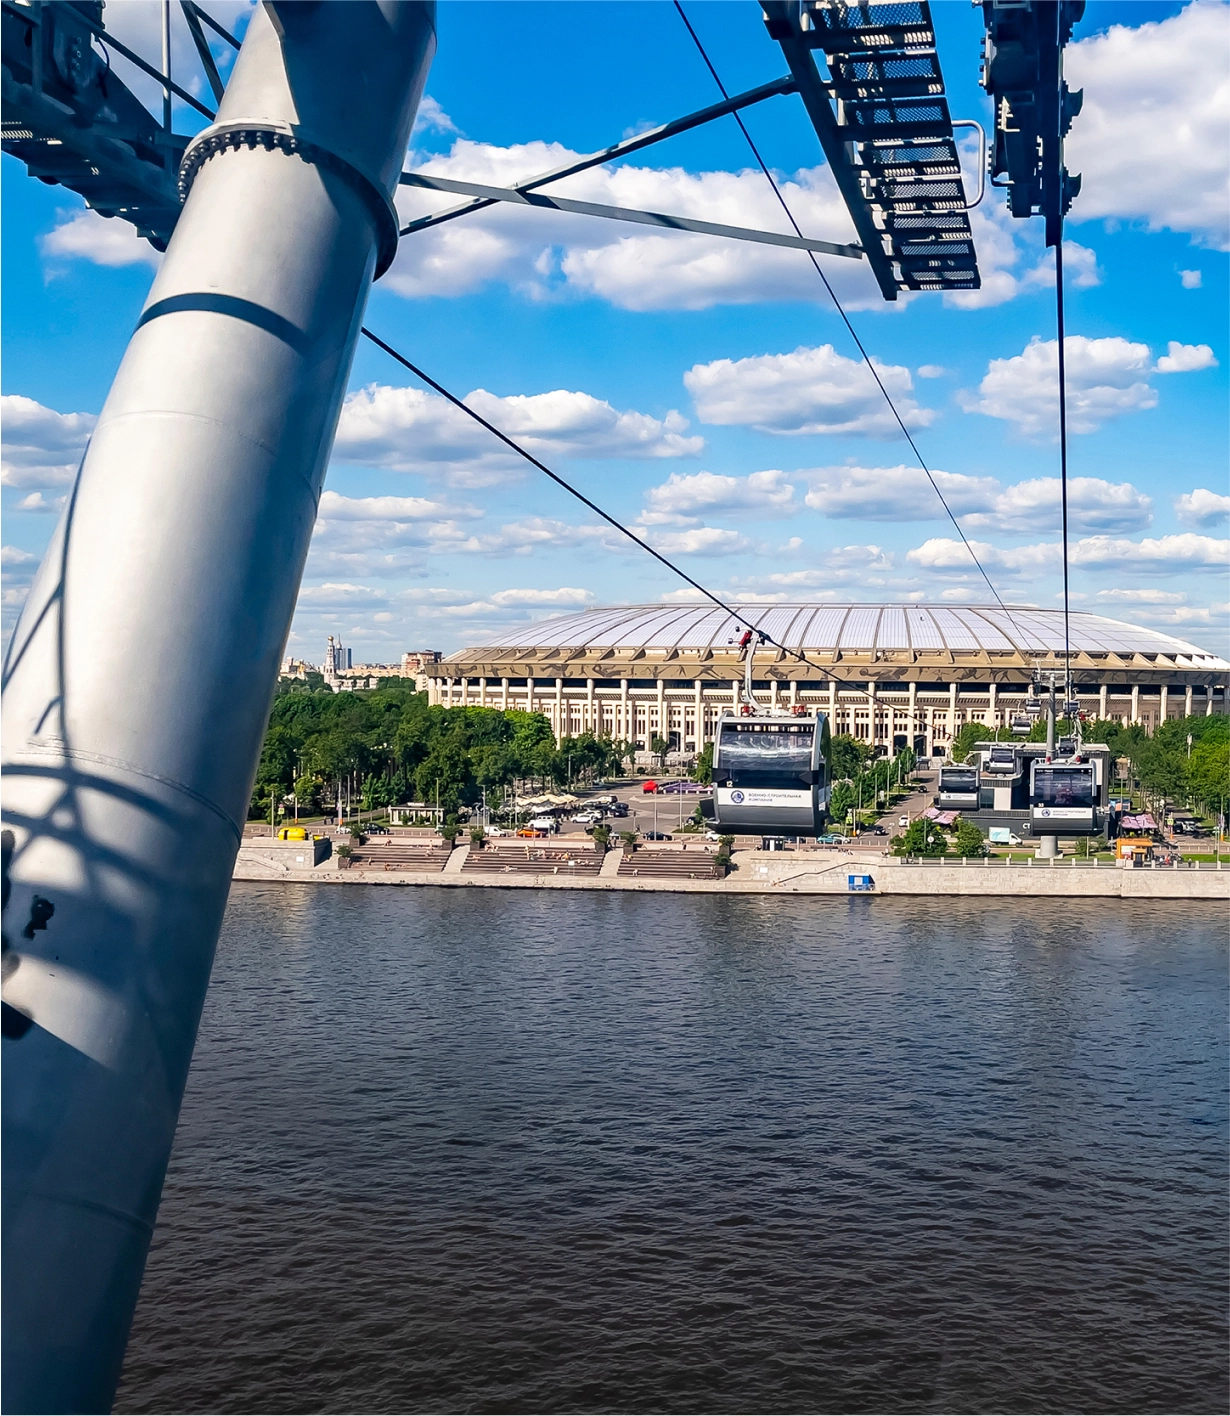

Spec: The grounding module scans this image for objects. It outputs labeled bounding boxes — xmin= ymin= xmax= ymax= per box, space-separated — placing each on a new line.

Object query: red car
xmin=642 ymin=780 xmax=658 ymax=793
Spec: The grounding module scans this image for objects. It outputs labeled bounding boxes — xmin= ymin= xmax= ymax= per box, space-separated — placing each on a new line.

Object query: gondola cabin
xmin=937 ymin=764 xmax=980 ymax=810
xmin=711 ymin=712 xmax=830 ymax=837
xmin=1029 ymin=759 xmax=1099 ymax=835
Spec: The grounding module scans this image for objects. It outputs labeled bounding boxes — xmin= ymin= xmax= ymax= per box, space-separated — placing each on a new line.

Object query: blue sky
xmin=3 ymin=0 xmax=1227 ymax=663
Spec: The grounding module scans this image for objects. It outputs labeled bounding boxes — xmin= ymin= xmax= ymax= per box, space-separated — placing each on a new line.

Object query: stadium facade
xmin=424 ymin=603 xmax=1230 ymax=755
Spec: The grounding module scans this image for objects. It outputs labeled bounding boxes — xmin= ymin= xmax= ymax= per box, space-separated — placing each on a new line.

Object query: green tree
xmin=829 ymin=733 xmax=869 ymax=783
xmin=892 ymin=818 xmax=949 ymax=856
xmin=953 ymin=818 xmax=987 ymax=857
xmin=691 ymin=741 xmax=714 ymax=784
xmin=1188 ymin=740 xmax=1230 ymax=815
xmin=650 ymin=735 xmax=670 ymax=771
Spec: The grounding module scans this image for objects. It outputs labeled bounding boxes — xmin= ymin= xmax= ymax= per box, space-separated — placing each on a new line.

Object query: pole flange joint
xmin=179 ymin=121 xmax=400 ymax=276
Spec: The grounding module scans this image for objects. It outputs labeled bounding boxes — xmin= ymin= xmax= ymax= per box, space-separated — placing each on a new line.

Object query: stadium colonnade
xmin=423 ymin=603 xmax=1230 ymax=756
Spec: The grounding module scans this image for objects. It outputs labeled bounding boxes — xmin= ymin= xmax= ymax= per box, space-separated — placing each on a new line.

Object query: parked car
xmin=573 ymin=810 xmax=603 ymax=825
xmin=642 ymin=780 xmax=659 ymax=793
xmin=516 ymin=827 xmax=549 ymax=839
xmin=485 ymin=825 xmax=510 ymax=837
xmin=818 ymin=833 xmax=851 ymax=845
xmin=642 ymin=831 xmax=673 ymax=841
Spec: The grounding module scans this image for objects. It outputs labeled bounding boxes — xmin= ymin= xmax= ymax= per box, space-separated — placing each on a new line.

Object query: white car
xmin=573 ymin=811 xmax=603 ymax=825
xmin=485 ymin=825 xmax=510 ymax=837
xmin=898 ymin=815 xmax=910 ymax=828
xmin=529 ymin=816 xmax=556 ymax=833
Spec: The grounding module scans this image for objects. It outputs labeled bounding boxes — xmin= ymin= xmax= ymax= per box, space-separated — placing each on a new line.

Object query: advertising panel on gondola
xmin=1029 ymin=761 xmax=1098 ymax=834
xmin=711 ymin=713 xmax=830 ymax=837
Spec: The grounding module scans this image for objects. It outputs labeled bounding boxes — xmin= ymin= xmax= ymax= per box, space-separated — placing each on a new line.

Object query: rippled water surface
xmin=116 ymin=886 xmax=1227 ymax=1414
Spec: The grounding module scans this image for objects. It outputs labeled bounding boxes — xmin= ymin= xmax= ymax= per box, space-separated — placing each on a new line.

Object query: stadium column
xmin=620 ymin=679 xmax=629 ymax=742
xmin=555 ymin=678 xmax=564 ymax=745
xmin=1131 ymin=685 xmax=1140 ymax=724
xmin=1185 ymin=684 xmax=1193 ymax=717
xmin=0 ymin=6 xmax=437 ymax=1412
xmin=694 ymin=680 xmax=704 ymax=747
xmin=586 ymin=678 xmax=594 ymax=734
xmin=1159 ymin=685 xmax=1167 ymax=724
xmin=1100 ymin=683 xmax=1108 ymax=719
xmin=502 ymin=677 xmax=509 ymax=712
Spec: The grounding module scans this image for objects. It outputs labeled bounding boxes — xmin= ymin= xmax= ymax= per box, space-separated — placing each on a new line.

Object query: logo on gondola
xmin=730 ymin=790 xmax=745 ymax=804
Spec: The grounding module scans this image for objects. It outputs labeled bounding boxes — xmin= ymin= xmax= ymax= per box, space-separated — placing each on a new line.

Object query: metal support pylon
xmin=1 ymin=6 xmax=436 ymax=1410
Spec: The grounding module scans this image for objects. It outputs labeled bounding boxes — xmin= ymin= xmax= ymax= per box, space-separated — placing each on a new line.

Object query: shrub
xmin=953 ymin=819 xmax=987 ymax=858
xmin=469 ymin=825 xmax=486 ymax=847
xmin=619 ymin=830 xmax=639 ymax=851
xmin=591 ymin=824 xmax=612 ymax=848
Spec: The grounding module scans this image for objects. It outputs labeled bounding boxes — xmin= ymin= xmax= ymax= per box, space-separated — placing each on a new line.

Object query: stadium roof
xmin=450 ymin=603 xmax=1227 ymax=671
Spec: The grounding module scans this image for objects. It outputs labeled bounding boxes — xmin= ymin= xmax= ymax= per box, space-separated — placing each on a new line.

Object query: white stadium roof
xmin=457 ymin=603 xmax=1228 ymax=669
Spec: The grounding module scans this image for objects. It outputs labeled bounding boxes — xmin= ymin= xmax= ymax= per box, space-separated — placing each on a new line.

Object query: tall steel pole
xmin=1 ymin=5 xmax=435 ymax=1411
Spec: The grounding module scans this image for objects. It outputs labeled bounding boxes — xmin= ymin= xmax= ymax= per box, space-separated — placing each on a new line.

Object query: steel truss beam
xmin=398 ymin=73 xmax=818 ymax=239
xmin=399 ymin=170 xmax=861 ymax=258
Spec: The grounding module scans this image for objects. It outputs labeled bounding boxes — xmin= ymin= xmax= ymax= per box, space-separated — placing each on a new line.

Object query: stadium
xmin=425 ymin=603 xmax=1230 ymax=755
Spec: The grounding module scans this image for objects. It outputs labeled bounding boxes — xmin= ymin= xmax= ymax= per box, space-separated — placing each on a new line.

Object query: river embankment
xmin=234 ymin=837 xmax=1229 ymax=899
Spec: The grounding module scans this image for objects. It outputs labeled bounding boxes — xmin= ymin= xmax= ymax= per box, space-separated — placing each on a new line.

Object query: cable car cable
xmin=671 ymin=2 xmax=1031 ymax=644
xmin=359 ymin=325 xmax=930 ymax=743
xmin=1055 ymin=188 xmax=1073 ymax=718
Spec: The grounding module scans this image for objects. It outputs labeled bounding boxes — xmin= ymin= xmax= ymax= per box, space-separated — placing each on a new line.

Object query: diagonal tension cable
xmin=672 ymin=1 xmax=1027 ymax=638
xmin=359 ymin=325 xmax=924 ymax=706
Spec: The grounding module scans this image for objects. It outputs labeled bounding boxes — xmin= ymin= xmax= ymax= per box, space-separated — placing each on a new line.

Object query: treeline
xmin=950 ymin=713 xmax=1229 ymax=816
xmin=251 ymin=680 xmax=631 ymax=818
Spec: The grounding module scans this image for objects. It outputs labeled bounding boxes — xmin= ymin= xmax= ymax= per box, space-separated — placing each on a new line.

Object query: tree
xmin=953 ymin=818 xmax=987 ymax=857
xmin=650 ymin=735 xmax=670 ymax=771
xmin=591 ymin=824 xmax=612 ymax=849
xmin=1188 ymin=741 xmax=1230 ymax=815
xmin=892 ymin=818 xmax=948 ymax=856
xmin=691 ymin=741 xmax=714 ymax=784
xmin=829 ymin=733 xmax=869 ymax=783
xmin=829 ymin=781 xmax=855 ymax=826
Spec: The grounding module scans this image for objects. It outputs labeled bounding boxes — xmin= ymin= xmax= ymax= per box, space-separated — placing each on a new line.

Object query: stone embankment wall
xmin=232 ymin=842 xmax=1228 ymax=901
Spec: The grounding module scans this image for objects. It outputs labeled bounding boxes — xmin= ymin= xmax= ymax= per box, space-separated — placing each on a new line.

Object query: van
xmin=529 ymin=816 xmax=556 ymax=834
xmin=988 ymin=828 xmax=1022 ymax=845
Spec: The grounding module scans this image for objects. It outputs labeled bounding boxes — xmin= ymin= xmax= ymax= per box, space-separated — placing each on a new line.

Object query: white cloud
xmin=906 ymin=537 xmax=1059 ymax=577
xmin=1180 ymin=269 xmax=1203 ymax=289
xmin=1176 ymin=488 xmax=1230 ymax=528
xmin=40 ymin=209 xmax=162 ymax=271
xmin=333 ymin=382 xmax=701 ymax=484
xmin=14 ymin=492 xmax=66 ymax=514
xmin=1065 ymin=2 xmax=1230 ymax=251
xmin=917 ymin=365 xmax=947 ymax=379
xmin=643 ymin=526 xmax=752 ymax=556
xmin=797 ymin=464 xmax=1151 ymax=534
xmin=801 ymin=465 xmax=998 ymax=521
xmin=1155 ymin=341 xmax=1218 ymax=373
xmin=908 ymin=530 xmax=1229 ymax=579
xmin=1 ymin=545 xmax=39 ymax=585
xmin=1 ymin=395 xmax=96 ymax=489
xmin=959 ymin=476 xmax=1153 ymax=535
xmin=684 ymin=345 xmax=935 ymax=437
xmin=960 ymin=335 xmax=1162 ymax=436
xmin=317 ymin=490 xmax=478 ymax=522
xmin=1096 ymin=588 xmax=1187 ymax=605
xmin=640 ymin=469 xmax=796 ymax=526
xmin=1072 ymin=532 xmax=1230 ymax=574
xmin=390 ymin=142 xmax=888 ymax=311
xmin=1023 ymin=241 xmax=1103 ymax=290
xmin=486 ymin=587 xmax=594 ymax=607
xmin=412 ymin=96 xmax=460 ymax=137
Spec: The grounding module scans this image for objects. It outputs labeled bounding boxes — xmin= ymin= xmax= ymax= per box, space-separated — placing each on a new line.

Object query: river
xmin=115 ymin=886 xmax=1227 ymax=1413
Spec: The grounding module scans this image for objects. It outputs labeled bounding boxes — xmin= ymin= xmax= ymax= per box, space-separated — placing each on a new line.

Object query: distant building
xmin=400 ymin=649 xmax=441 ymax=691
xmin=281 ymin=657 xmax=316 ymax=681
xmin=423 ymin=602 xmax=1229 ymax=752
